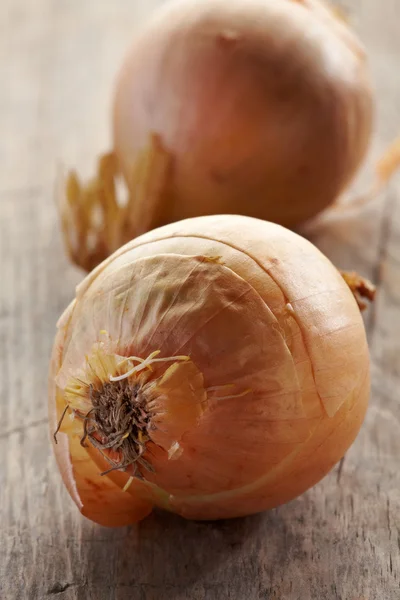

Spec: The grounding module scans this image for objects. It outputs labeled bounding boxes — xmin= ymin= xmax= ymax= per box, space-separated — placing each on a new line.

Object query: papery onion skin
xmin=113 ymin=0 xmax=373 ymax=233
xmin=49 ymin=215 xmax=369 ymax=526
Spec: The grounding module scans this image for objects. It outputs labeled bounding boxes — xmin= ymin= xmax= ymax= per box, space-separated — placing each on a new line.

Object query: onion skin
xmin=49 ymin=215 xmax=370 ymax=526
xmin=113 ymin=0 xmax=373 ymax=232
xmin=61 ymin=0 xmax=374 ymax=272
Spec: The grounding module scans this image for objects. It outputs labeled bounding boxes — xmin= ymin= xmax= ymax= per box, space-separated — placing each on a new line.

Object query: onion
xmin=62 ymin=0 xmax=373 ymax=272
xmin=50 ymin=215 xmax=373 ymax=526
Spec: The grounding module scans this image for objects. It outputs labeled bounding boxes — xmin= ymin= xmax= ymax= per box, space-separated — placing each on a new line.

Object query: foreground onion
xmin=62 ymin=0 xmax=373 ymax=271
xmin=50 ymin=215 xmax=373 ymax=526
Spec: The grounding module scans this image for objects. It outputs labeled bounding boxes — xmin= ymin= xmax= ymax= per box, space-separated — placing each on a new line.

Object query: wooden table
xmin=1 ymin=1 xmax=399 ymax=598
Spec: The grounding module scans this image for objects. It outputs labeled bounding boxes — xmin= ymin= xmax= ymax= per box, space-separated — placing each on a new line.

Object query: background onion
xmin=50 ymin=215 xmax=370 ymax=526
xmin=62 ymin=0 xmax=374 ymax=272
xmin=115 ymin=0 xmax=373 ymax=224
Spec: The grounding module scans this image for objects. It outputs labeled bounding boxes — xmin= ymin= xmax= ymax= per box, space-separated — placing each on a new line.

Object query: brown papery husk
xmin=50 ymin=215 xmax=370 ymax=525
xmin=60 ymin=0 xmax=373 ymax=272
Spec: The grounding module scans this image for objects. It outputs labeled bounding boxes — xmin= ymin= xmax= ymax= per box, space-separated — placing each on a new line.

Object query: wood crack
xmin=47 ymin=582 xmax=76 ymax=595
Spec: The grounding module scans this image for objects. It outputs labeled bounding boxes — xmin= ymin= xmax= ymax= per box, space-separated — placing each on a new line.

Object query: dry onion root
xmin=61 ymin=0 xmax=373 ymax=272
xmin=50 ymin=215 xmax=374 ymax=526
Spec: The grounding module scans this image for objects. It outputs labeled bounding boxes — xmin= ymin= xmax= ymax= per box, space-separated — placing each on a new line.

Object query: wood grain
xmin=0 ymin=1 xmax=399 ymax=599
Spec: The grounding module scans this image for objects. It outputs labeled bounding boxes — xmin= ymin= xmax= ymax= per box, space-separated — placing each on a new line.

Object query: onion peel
xmin=50 ymin=215 xmax=372 ymax=525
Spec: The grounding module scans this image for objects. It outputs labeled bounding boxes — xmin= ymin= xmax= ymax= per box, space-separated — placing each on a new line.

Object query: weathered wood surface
xmin=0 ymin=1 xmax=399 ymax=598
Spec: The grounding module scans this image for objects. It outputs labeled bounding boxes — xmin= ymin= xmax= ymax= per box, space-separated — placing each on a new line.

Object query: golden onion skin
xmin=113 ymin=0 xmax=373 ymax=231
xmin=50 ymin=215 xmax=369 ymax=525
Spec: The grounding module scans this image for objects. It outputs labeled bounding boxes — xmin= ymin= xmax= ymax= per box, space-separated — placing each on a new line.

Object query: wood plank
xmin=0 ymin=1 xmax=399 ymax=599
